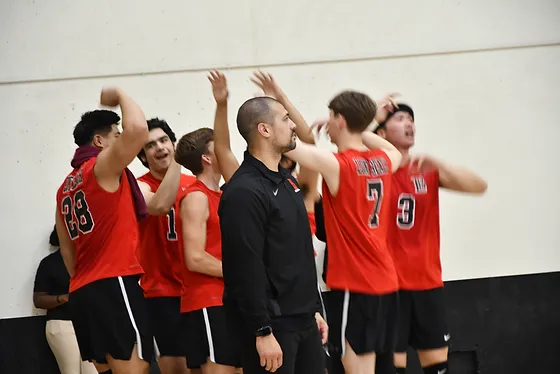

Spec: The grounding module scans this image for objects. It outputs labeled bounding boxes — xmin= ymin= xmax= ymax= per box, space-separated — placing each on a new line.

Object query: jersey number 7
xmin=367 ymin=179 xmax=383 ymax=228
xmin=61 ymin=191 xmax=95 ymax=240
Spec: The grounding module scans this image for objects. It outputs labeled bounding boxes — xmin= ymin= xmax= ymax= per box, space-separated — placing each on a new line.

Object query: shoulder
xmin=180 ymin=173 xmax=197 ymax=186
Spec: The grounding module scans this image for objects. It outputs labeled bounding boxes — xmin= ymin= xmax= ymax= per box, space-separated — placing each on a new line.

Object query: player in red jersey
xmin=374 ymin=103 xmax=487 ymax=374
xmin=285 ymin=91 xmax=403 ymax=374
xmin=55 ymin=88 xmax=153 ymax=374
xmin=136 ymin=118 xmax=197 ymax=374
xmin=172 ymin=127 xmax=240 ymax=374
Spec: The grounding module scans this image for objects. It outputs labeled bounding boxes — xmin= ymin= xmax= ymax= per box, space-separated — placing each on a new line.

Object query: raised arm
xmin=285 ymin=143 xmax=341 ymax=196
xmin=219 ymin=186 xmax=270 ymax=333
xmin=209 ymin=70 xmax=239 ymax=183
xmin=361 ymin=131 xmax=402 ymax=172
xmin=138 ymin=159 xmax=182 ymax=216
xmin=180 ymin=191 xmax=223 ymax=277
xmin=94 ymin=88 xmax=149 ymax=185
xmin=55 ymin=209 xmax=76 ymax=277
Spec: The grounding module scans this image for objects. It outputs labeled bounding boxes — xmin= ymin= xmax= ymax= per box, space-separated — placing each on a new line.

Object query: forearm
xmin=118 ymin=90 xmax=147 ymax=134
xmin=187 ymin=252 xmax=223 ymax=278
xmin=276 ymin=92 xmax=315 ymax=144
xmin=361 ymin=131 xmax=398 ymax=153
xmin=33 ymin=294 xmax=67 ymax=310
xmin=213 ymin=102 xmax=231 ymax=150
xmin=147 ymin=160 xmax=181 ymax=215
xmin=438 ymin=162 xmax=488 ymax=194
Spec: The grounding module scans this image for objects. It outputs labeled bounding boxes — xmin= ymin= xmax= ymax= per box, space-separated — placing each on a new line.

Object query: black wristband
xmin=255 ymin=326 xmax=272 ymax=337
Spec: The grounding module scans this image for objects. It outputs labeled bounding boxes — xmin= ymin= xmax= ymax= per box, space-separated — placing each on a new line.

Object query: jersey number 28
xmin=61 ymin=191 xmax=94 ymax=239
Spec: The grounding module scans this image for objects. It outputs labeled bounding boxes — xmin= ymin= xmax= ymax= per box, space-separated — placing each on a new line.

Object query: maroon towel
xmin=71 ymin=145 xmax=148 ymax=221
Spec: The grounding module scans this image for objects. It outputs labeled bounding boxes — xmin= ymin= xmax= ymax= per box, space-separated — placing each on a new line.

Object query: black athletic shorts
xmin=146 ymin=296 xmax=187 ymax=357
xmin=326 ymin=290 xmax=399 ymax=357
xmin=69 ymin=275 xmax=153 ymax=364
xmin=396 ymin=287 xmax=450 ymax=352
xmin=183 ymin=306 xmax=241 ymax=369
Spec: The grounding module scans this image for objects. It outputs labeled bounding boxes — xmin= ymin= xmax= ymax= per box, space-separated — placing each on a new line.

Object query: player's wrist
xmin=255 ymin=325 xmax=273 ymax=337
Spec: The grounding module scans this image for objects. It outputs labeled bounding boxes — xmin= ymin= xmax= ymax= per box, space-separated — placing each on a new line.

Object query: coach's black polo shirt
xmin=33 ymin=250 xmax=72 ymax=321
xmin=219 ymin=151 xmax=321 ymax=334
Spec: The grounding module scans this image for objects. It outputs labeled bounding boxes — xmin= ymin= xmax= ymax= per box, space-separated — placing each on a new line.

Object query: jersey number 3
xmin=367 ymin=180 xmax=383 ymax=228
xmin=397 ymin=194 xmax=416 ymax=229
xmin=61 ymin=191 xmax=94 ymax=239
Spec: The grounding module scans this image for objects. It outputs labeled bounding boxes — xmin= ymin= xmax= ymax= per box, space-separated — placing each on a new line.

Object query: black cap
xmin=374 ymin=103 xmax=414 ymax=133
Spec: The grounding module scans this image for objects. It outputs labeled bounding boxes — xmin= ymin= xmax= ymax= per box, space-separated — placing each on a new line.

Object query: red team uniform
xmin=388 ymin=165 xmax=450 ymax=352
xmin=57 ymin=157 xmax=153 ymax=364
xmin=181 ymin=180 xmax=240 ymax=369
xmin=137 ymin=172 xmax=195 ymax=357
xmin=321 ymin=149 xmax=399 ymax=356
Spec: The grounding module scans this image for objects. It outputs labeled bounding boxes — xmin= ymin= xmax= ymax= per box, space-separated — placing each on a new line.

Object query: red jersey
xmin=56 ymin=158 xmax=143 ymax=292
xmin=137 ymin=173 xmax=196 ymax=298
xmin=322 ymin=149 xmax=398 ymax=295
xmin=180 ymin=181 xmax=224 ymax=313
xmin=387 ymin=165 xmax=442 ymax=290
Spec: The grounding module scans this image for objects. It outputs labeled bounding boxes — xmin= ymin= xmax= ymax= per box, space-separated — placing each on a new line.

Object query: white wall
xmin=1 ymin=0 xmax=559 ymax=318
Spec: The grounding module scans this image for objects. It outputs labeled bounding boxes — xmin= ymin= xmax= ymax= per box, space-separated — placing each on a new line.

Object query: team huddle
xmin=54 ymin=71 xmax=487 ymax=374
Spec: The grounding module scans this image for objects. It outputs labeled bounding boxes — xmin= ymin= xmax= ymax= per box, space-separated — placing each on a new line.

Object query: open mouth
xmin=405 ymin=130 xmax=414 ymax=138
xmin=155 ymin=153 xmax=169 ymax=161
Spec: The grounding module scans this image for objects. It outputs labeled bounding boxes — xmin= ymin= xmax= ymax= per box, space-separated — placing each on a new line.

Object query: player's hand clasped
xmin=256 ymin=333 xmax=283 ymax=372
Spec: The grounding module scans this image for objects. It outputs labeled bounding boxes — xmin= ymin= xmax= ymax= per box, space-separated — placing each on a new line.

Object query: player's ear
xmin=92 ymin=134 xmax=104 ymax=148
xmin=257 ymin=122 xmax=271 ymax=138
xmin=376 ymin=128 xmax=387 ymax=139
xmin=201 ymin=154 xmax=211 ymax=165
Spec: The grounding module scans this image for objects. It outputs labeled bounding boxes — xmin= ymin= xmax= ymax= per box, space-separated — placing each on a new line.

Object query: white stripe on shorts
xmin=202 ymin=308 xmax=216 ymax=363
xmin=340 ymin=290 xmax=350 ymax=358
xmin=117 ymin=276 xmax=143 ymax=360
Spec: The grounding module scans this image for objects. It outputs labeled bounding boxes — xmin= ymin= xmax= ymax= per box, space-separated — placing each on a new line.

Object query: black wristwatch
xmin=255 ymin=326 xmax=272 ymax=337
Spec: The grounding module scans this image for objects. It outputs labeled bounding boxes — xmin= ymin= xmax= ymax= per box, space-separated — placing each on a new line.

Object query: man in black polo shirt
xmin=219 ymin=96 xmax=327 ymax=374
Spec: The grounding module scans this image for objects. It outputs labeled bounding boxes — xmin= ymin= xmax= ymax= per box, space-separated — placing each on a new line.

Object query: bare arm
xmin=285 ymin=143 xmax=340 ymax=196
xmin=138 ymin=160 xmax=182 ymax=216
xmin=209 ymin=71 xmax=239 ymax=183
xmin=180 ymin=191 xmax=223 ymax=278
xmin=33 ymin=293 xmax=68 ymax=310
xmin=361 ymin=132 xmax=402 ymax=172
xmin=55 ymin=209 xmax=75 ymax=277
xmin=94 ymin=88 xmax=149 ymax=188
xmin=437 ymin=161 xmax=488 ymax=194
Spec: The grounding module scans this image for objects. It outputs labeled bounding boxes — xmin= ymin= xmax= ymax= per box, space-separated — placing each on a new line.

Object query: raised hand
xmin=375 ymin=92 xmax=401 ymax=124
xmin=208 ymin=70 xmax=229 ymax=105
xmin=100 ymin=87 xmax=121 ymax=107
xmin=409 ymin=154 xmax=441 ymax=173
xmin=251 ymin=71 xmax=284 ymax=99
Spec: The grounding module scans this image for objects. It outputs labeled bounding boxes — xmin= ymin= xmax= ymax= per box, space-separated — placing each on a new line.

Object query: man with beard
xmin=218 ymin=95 xmax=328 ymax=374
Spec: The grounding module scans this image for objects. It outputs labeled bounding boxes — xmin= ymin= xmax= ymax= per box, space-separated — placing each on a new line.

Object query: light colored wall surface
xmin=1 ymin=0 xmax=558 ymax=318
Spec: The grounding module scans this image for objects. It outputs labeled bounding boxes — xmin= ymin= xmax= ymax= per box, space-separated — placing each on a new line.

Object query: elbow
xmin=472 ymin=179 xmax=488 ymax=194
xmin=186 ymin=254 xmax=202 ymax=272
xmin=147 ymin=203 xmax=173 ymax=217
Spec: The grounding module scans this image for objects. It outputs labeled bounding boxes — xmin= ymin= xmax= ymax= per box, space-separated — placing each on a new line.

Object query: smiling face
xmin=141 ymin=128 xmax=175 ymax=174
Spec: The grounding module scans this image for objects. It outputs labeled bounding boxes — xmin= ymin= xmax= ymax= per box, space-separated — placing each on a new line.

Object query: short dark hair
xmin=73 ymin=110 xmax=120 ymax=146
xmin=373 ymin=103 xmax=415 ymax=134
xmin=236 ymin=97 xmax=279 ymax=144
xmin=137 ymin=118 xmax=177 ymax=168
xmin=175 ymin=128 xmax=214 ymax=175
xmin=328 ymin=91 xmax=377 ymax=133
xmin=49 ymin=225 xmax=59 ymax=247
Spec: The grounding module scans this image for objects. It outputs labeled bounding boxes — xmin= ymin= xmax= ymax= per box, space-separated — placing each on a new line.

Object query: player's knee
xmin=393 ymin=351 xmax=407 ymax=368
xmin=417 ymin=346 xmax=448 ymax=368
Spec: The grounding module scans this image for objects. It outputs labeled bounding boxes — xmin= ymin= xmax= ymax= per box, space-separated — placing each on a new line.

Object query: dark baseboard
xmin=1 ymin=271 xmax=559 ymax=373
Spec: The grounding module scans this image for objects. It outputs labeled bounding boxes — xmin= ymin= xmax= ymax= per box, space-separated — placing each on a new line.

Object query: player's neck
xmin=335 ymin=132 xmax=366 ymax=152
xmin=149 ymin=167 xmax=167 ymax=181
xmin=197 ymin=171 xmax=220 ymax=192
xmin=248 ymin=146 xmax=281 ymax=172
xmin=399 ymin=148 xmax=411 ymax=166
